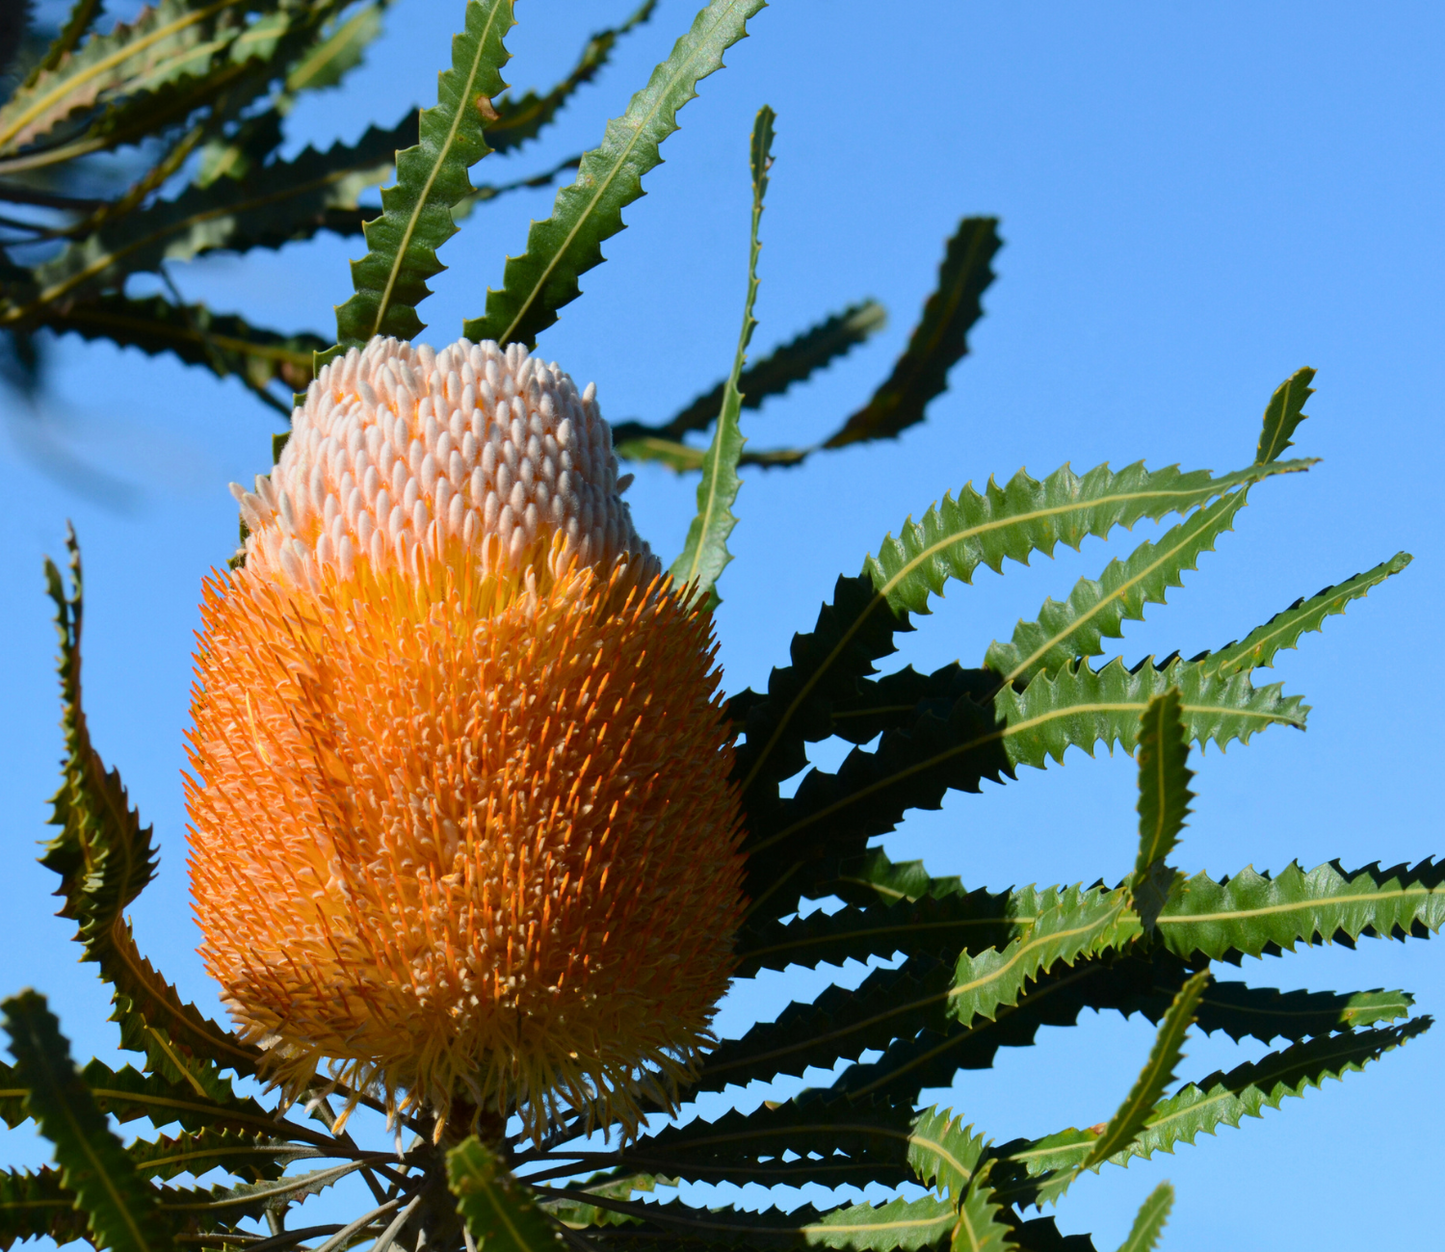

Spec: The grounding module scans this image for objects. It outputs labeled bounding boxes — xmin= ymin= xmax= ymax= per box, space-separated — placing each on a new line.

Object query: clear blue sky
xmin=2 ymin=2 xmax=1442 ymax=1247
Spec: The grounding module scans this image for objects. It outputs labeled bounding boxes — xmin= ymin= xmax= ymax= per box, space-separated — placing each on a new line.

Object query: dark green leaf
xmin=669 ymin=102 xmax=771 ymax=603
xmin=1254 ymin=367 xmax=1315 ymax=464
xmin=950 ymin=1180 xmax=1017 ymax=1252
xmin=0 ymin=1167 xmax=87 ymax=1252
xmin=449 ymin=1136 xmax=565 ymax=1252
xmin=3 ymin=991 xmax=175 ymax=1252
xmin=126 ymin=1129 xmax=302 ymax=1183
xmin=908 ymin=1107 xmax=988 ymax=1200
xmin=463 ymin=0 xmax=766 ymax=348
xmin=334 ymin=0 xmax=515 ymax=345
xmin=610 ymin=297 xmax=887 ymax=448
xmin=823 ymin=217 xmax=1000 ymax=451
xmin=1129 ymin=690 xmax=1191 ymax=929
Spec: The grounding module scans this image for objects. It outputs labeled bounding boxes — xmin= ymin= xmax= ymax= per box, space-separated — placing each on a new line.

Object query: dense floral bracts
xmin=185 ymin=337 xmax=745 ymax=1139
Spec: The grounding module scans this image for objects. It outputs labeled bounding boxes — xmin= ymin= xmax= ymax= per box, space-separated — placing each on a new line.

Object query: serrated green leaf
xmin=613 ymin=298 xmax=886 ymax=451
xmin=449 ymin=1136 xmax=565 ymax=1252
xmin=3 ymin=992 xmax=175 ymax=1252
xmin=951 ymin=1180 xmax=1016 ymax=1252
xmin=45 ymin=293 xmax=326 ymax=393
xmin=486 ymin=0 xmax=657 ymax=155
xmin=1188 ymin=983 xmax=1411 ymax=1044
xmin=1254 ymin=367 xmax=1315 ymax=464
xmin=463 ymin=0 xmax=765 ymax=348
xmin=908 ymin=1108 xmax=988 ymax=1200
xmin=41 ymin=535 xmax=263 ymax=1084
xmin=947 ymin=890 xmax=1140 ymax=1030
xmin=79 ymin=1058 xmax=293 ymax=1139
xmin=984 ymin=490 xmax=1249 ymax=685
xmin=1001 ymin=1018 xmax=1431 ymax=1194
xmin=1198 ymin=551 xmax=1412 ymax=679
xmin=155 ymin=1163 xmax=363 ymax=1232
xmin=669 ymin=102 xmax=771 ymax=604
xmin=125 ymin=1129 xmax=303 ymax=1184
xmin=825 ymin=216 xmax=1000 ymax=452
xmin=30 ymin=0 xmax=105 ymax=81
xmin=1154 ymin=858 xmax=1445 ymax=961
xmin=334 ymin=0 xmax=514 ymax=345
xmin=867 ymin=457 xmax=1311 ymax=620
xmin=0 ymin=1167 xmax=88 ymax=1252
xmin=284 ymin=0 xmax=385 ymax=96
xmin=807 ymin=1194 xmax=955 ymax=1251
xmin=1085 ymin=972 xmax=1209 ymax=1169
xmin=1114 ymin=1184 xmax=1171 ymax=1252
xmin=538 ymin=1173 xmax=670 ymax=1229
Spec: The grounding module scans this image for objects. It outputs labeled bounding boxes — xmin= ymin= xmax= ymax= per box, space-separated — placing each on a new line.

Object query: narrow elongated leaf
xmin=1114 ymin=1184 xmax=1172 ymax=1252
xmin=806 ymin=1194 xmax=955 ymax=1250
xmin=334 ymin=0 xmax=515 ymax=345
xmin=1133 ymin=691 xmax=1192 ymax=875
xmin=824 ymin=217 xmax=1000 ymax=450
xmin=31 ymin=0 xmax=105 ymax=79
xmin=3 ymin=992 xmax=175 ymax=1252
xmin=42 ymin=536 xmax=263 ymax=1083
xmin=1255 ymin=367 xmax=1315 ymax=464
xmin=486 ymin=1 xmax=657 ymax=155
xmin=78 ymin=1058 xmax=299 ymax=1140
xmin=669 ymin=102 xmax=771 ymax=603
xmin=867 ymin=458 xmax=1311 ymax=619
xmin=1188 ymin=982 xmax=1410 ymax=1044
xmin=155 ymin=1163 xmax=362 ymax=1232
xmin=46 ymin=293 xmax=326 ymax=393
xmin=1155 ymin=859 xmax=1445 ymax=961
xmin=1198 ymin=551 xmax=1412 ymax=678
xmin=1085 ymin=972 xmax=1209 ymax=1168
xmin=984 ymin=490 xmax=1249 ymax=685
xmin=0 ymin=1167 xmax=88 ymax=1252
xmin=125 ymin=1129 xmax=299 ymax=1184
xmin=463 ymin=0 xmax=765 ymax=347
xmin=613 ymin=298 xmax=886 ymax=447
xmin=828 ymin=662 xmax=997 ymax=745
xmin=449 ymin=1136 xmax=565 ymax=1252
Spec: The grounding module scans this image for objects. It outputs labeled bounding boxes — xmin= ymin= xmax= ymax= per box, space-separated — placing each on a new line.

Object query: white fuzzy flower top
xmin=232 ymin=337 xmax=654 ymax=588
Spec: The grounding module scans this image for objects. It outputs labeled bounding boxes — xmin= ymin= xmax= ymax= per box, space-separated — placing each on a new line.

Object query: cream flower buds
xmin=186 ymin=337 xmax=744 ymax=1138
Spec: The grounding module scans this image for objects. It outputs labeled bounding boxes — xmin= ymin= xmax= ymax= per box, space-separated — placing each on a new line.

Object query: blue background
xmin=2 ymin=2 xmax=1442 ymax=1247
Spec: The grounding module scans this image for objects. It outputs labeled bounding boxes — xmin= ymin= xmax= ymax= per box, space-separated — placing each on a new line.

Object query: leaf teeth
xmin=1254 ymin=367 xmax=1316 ymax=465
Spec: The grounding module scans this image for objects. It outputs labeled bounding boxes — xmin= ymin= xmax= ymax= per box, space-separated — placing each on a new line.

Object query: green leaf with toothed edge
xmin=984 ymin=489 xmax=1250 ymax=686
xmin=42 ymin=536 xmax=264 ymax=1086
xmin=613 ymin=298 xmax=887 ymax=448
xmin=731 ymin=456 xmax=1312 ymax=845
xmin=669 ymin=102 xmax=772 ymax=605
xmin=908 ymin=1108 xmax=989 ymax=1200
xmin=1129 ymin=689 xmax=1192 ymax=930
xmin=0 ymin=1166 xmax=89 ymax=1252
xmin=951 ymin=1178 xmax=1018 ymax=1252
xmin=124 ymin=1129 xmax=302 ymax=1184
xmin=485 ymin=1 xmax=659 ymax=155
xmin=449 ymin=1136 xmax=566 ymax=1252
xmin=463 ymin=0 xmax=767 ymax=349
xmin=742 ymin=654 xmax=1305 ymax=920
xmin=333 ymin=0 xmax=516 ymax=347
xmin=1255 ymin=367 xmax=1315 ymax=464
xmin=1198 ymin=551 xmax=1412 ymax=679
xmin=3 ymin=992 xmax=175 ymax=1252
xmin=1114 ymin=1184 xmax=1172 ymax=1252
xmin=1084 ymin=971 xmax=1210 ymax=1170
xmin=824 ymin=216 xmax=1000 ymax=452
xmin=992 ymin=1017 xmax=1432 ymax=1209
xmin=1154 ymin=858 xmax=1445 ymax=962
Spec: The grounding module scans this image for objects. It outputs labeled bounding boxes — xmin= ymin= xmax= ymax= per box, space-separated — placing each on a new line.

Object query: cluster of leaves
xmin=1 ymin=4 xmax=1432 ymax=1252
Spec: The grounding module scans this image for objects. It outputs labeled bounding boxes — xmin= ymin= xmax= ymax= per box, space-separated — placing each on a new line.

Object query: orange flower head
xmin=185 ymin=337 xmax=745 ymax=1139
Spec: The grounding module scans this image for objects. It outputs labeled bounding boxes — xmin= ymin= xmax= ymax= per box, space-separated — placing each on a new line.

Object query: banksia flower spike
xmin=185 ymin=337 xmax=746 ymax=1141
